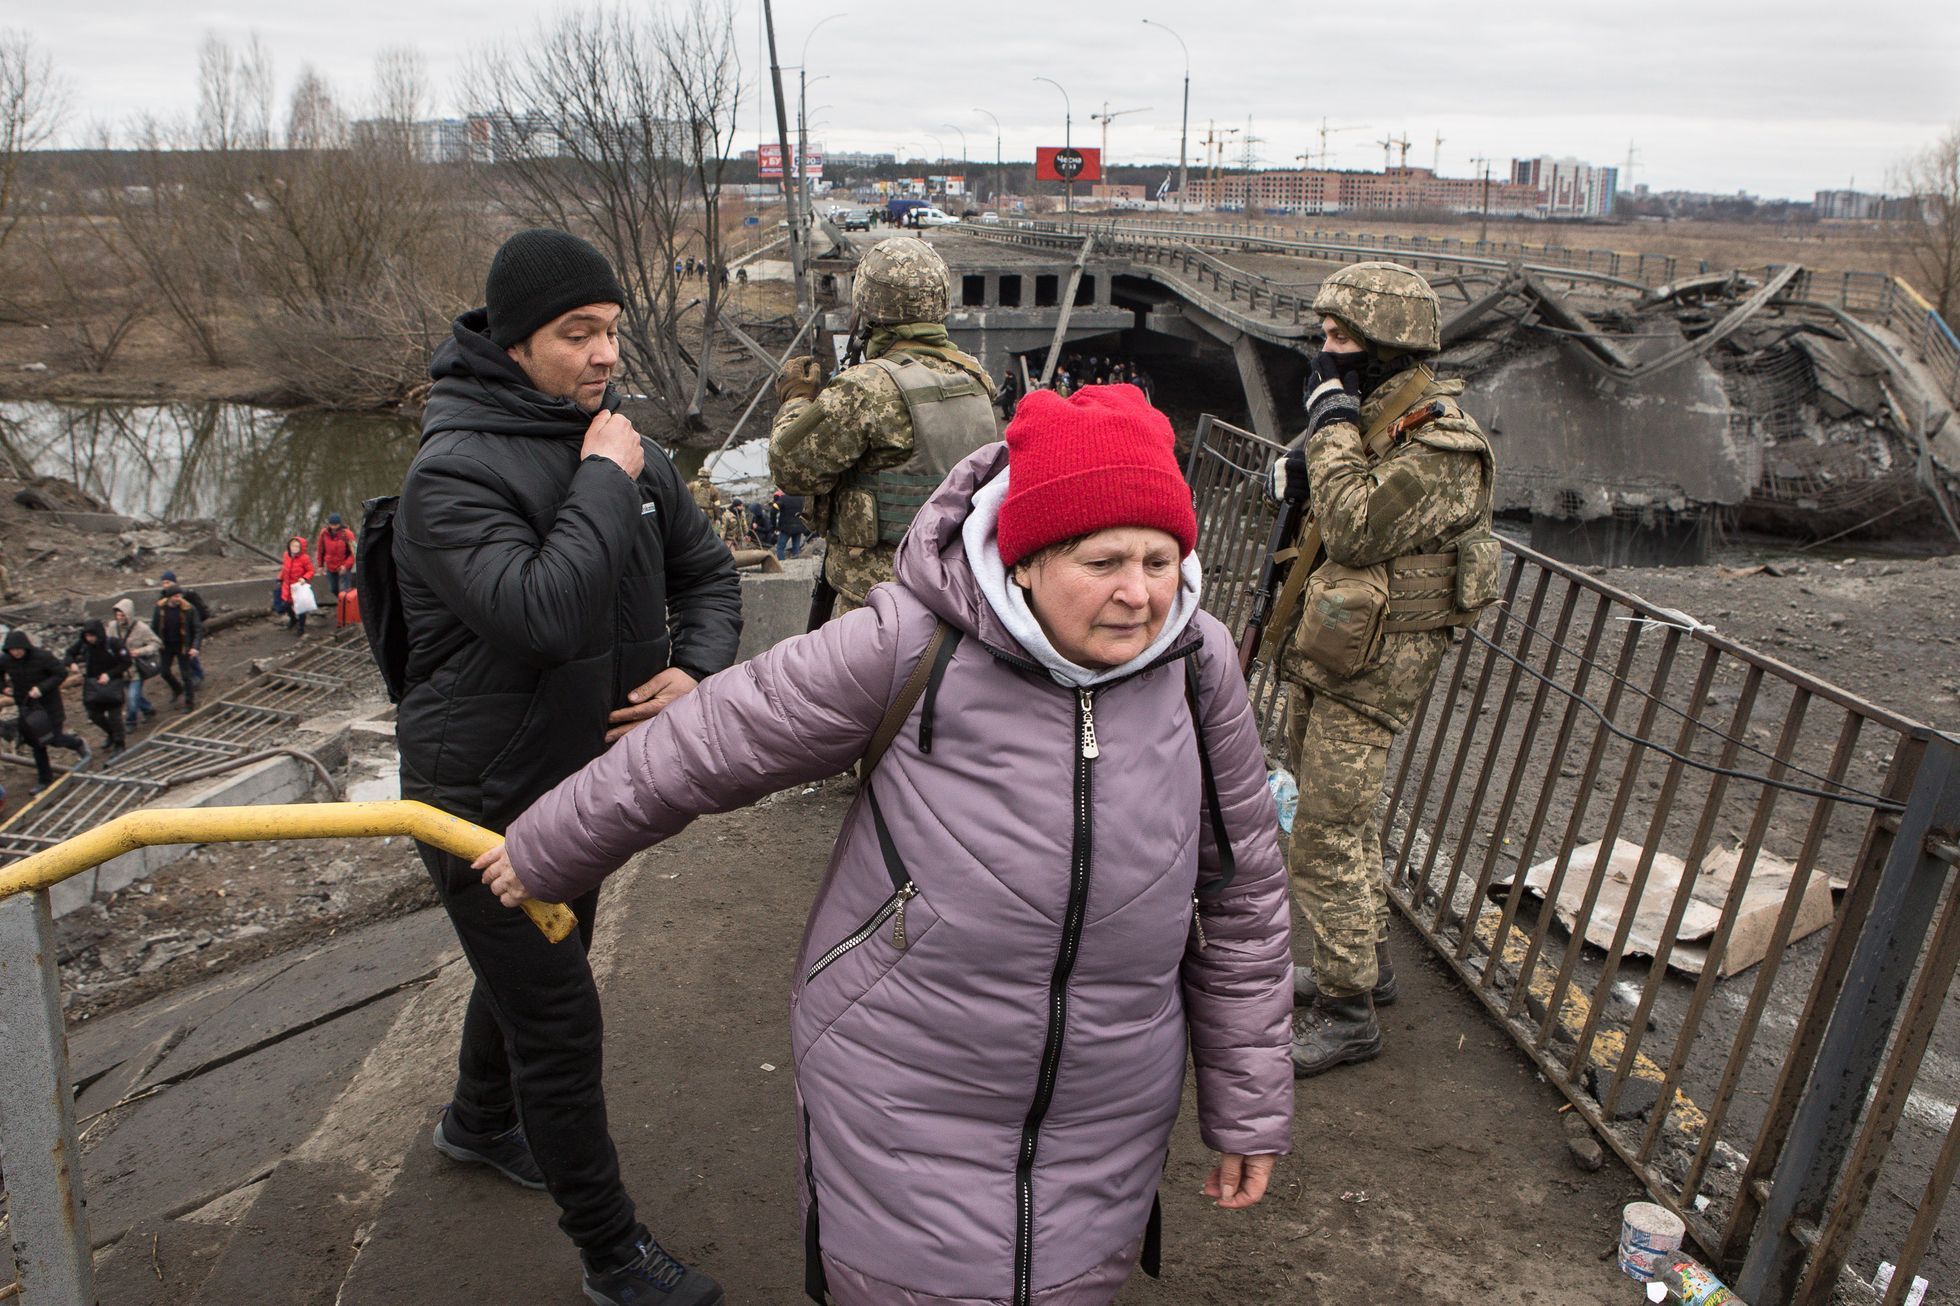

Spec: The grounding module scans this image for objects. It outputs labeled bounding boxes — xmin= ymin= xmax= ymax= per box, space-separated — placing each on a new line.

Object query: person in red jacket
xmin=277 ymin=535 xmax=317 ymax=637
xmin=315 ymin=512 xmax=358 ymax=598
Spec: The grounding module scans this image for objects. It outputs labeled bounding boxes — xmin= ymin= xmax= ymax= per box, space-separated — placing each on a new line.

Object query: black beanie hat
xmin=485 ymin=229 xmax=628 ymax=348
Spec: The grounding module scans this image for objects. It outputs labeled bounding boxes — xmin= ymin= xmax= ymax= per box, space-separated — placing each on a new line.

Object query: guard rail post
xmin=1734 ymin=731 xmax=1960 ymax=1303
xmin=0 ymin=887 xmax=93 ymax=1306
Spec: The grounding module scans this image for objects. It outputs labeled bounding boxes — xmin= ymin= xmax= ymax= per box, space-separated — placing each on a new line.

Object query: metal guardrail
xmin=0 ymin=799 xmax=563 ymax=1306
xmin=1186 ymin=414 xmax=1960 ymax=1304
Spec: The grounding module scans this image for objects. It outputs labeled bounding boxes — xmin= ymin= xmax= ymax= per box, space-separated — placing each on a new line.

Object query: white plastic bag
xmin=290 ymin=579 xmax=318 ymax=616
xmin=1267 ymin=768 xmax=1298 ymax=835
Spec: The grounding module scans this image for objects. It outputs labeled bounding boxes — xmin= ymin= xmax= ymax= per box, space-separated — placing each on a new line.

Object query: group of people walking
xmin=337 ymin=225 xmax=1498 ymax=1306
xmin=272 ymin=513 xmax=359 ymax=638
xmin=1 ymin=573 xmax=208 ymax=798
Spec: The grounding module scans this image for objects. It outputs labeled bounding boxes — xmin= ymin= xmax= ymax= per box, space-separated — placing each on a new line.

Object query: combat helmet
xmin=1311 ymin=261 xmax=1441 ymax=353
xmin=855 ymin=237 xmax=952 ymax=325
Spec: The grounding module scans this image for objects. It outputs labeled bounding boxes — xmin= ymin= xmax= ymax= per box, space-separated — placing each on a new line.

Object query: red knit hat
xmin=996 ymin=384 xmax=1197 ymax=568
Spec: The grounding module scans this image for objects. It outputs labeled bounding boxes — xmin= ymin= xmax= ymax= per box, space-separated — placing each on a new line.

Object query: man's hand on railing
xmin=474 ymin=843 xmax=534 ymax=908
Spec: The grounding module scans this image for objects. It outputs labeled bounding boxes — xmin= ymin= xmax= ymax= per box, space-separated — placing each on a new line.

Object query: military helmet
xmin=1311 ymin=261 xmax=1441 ymax=353
xmin=856 ymin=237 xmax=951 ymax=325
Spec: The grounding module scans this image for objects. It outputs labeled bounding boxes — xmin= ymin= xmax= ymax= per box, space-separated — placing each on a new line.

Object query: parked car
xmin=979 ymin=211 xmax=1001 ymax=225
xmin=907 ymin=206 xmax=957 ymax=228
xmin=840 ymin=209 xmax=873 ymax=231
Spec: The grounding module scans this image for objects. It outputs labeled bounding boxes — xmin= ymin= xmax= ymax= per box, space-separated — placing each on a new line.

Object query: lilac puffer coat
xmin=506 ymin=444 xmax=1292 ymax=1304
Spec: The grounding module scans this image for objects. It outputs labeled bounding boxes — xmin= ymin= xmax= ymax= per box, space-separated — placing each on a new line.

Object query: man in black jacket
xmin=4 ymin=629 xmax=91 ymax=786
xmin=153 ymin=584 xmax=202 ymax=710
xmin=393 ymin=228 xmax=738 ymax=1306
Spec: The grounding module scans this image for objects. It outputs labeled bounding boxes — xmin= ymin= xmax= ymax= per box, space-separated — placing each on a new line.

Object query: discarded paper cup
xmin=1619 ymin=1201 xmax=1686 ymax=1281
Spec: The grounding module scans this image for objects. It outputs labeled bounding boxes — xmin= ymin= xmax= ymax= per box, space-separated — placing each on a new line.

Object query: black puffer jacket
xmin=4 ymin=632 xmax=70 ymax=727
xmin=393 ymin=310 xmax=743 ymax=827
xmin=64 ymin=620 xmax=132 ymax=682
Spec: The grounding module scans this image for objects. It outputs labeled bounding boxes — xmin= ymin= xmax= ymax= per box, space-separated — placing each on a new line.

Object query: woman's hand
xmin=1204 ymin=1153 xmax=1276 ymax=1210
xmin=473 ymin=843 xmax=533 ymax=908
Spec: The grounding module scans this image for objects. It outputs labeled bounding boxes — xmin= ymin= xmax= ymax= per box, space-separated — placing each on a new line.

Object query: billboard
xmin=1035 ymin=146 xmax=1102 ymax=183
xmin=758 ymin=143 xmax=824 ymax=179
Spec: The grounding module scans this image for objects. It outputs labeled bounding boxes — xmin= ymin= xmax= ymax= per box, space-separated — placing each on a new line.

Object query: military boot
xmin=1292 ymin=942 xmax=1398 ymax=1008
xmin=1290 ymin=993 xmax=1382 ymax=1078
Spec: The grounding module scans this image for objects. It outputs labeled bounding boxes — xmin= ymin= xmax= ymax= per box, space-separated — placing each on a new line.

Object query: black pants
xmin=158 ymin=645 xmax=196 ymax=704
xmin=417 ymin=843 xmax=639 ymax=1259
xmin=16 ymin=710 xmax=85 ymax=785
xmin=83 ymin=695 xmax=126 ymax=749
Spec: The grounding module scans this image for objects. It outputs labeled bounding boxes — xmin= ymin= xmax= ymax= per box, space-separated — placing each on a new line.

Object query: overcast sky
xmin=26 ymin=0 xmax=1960 ymax=199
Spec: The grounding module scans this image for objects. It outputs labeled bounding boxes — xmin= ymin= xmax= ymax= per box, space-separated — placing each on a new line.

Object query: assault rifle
xmin=803 ymin=310 xmax=869 ymax=631
xmin=1237 ymin=497 xmax=1314 ymax=676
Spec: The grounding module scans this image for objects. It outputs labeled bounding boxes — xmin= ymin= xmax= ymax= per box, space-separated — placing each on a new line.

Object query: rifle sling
xmin=1258 ymin=367 xmax=1435 ymax=663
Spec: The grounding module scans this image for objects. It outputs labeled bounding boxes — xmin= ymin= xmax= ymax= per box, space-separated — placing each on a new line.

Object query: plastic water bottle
xmin=1642 ymin=1256 xmax=1739 ymax=1305
xmin=1267 ymin=768 xmax=1298 ymax=835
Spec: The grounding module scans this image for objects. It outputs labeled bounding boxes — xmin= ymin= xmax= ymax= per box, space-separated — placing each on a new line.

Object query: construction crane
xmin=1314 ymin=116 xmax=1367 ymax=169
xmin=1089 ymin=103 xmax=1151 ymax=173
xmin=1200 ymin=120 xmax=1240 ymax=211
xmin=1432 ymin=131 xmax=1445 ymax=173
xmin=1393 ymin=133 xmax=1413 ymax=169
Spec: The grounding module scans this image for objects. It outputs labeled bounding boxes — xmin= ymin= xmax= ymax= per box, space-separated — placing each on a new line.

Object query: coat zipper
xmin=1012 ymin=686 xmax=1097 ymax=1306
xmin=804 ymin=883 xmax=917 ymax=983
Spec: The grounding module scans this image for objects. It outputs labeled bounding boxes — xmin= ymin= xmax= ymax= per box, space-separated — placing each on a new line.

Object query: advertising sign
xmin=758 ymin=144 xmax=824 ymax=179
xmin=1035 ymin=146 xmax=1102 ymax=183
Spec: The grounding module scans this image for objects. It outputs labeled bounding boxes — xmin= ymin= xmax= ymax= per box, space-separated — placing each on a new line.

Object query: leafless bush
xmin=469 ymin=0 xmax=744 ymax=438
xmin=19 ymin=206 xmax=150 ymax=372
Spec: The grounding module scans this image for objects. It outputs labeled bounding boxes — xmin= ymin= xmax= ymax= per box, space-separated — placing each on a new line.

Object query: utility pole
xmin=1240 ymin=115 xmax=1262 ymax=229
xmin=1470 ymin=154 xmax=1492 ymax=246
xmin=1142 ymin=20 xmax=1190 ymax=216
xmin=761 ymin=0 xmax=807 ymax=321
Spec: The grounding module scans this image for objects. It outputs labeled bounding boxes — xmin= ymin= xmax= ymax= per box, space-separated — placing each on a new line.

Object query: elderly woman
xmin=478 ymin=385 xmax=1292 ymax=1306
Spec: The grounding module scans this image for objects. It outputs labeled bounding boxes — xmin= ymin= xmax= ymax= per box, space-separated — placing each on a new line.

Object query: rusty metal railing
xmin=1185 ymin=413 xmax=1960 ymax=1303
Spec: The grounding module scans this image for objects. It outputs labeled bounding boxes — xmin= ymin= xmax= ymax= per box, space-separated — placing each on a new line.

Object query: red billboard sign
xmin=1036 ymin=146 xmax=1102 ymax=183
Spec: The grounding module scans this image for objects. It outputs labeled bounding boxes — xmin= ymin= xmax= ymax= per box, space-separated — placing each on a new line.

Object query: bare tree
xmin=0 ymin=28 xmax=65 ymax=260
xmin=195 ymin=32 xmax=272 ymax=152
xmin=469 ymin=0 xmax=745 ymax=439
xmin=100 ymin=116 xmax=232 ymax=365
xmin=1893 ymin=125 xmax=1960 ymax=322
xmin=286 ymin=65 xmax=348 ymax=151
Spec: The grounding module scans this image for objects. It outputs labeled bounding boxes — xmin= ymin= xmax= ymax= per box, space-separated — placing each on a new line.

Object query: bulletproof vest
xmin=1381 ymin=406 xmax=1501 ymax=632
xmin=849 ymin=354 xmax=999 ymax=544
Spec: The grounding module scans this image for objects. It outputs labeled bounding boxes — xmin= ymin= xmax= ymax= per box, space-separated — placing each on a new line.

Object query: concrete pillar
xmin=0 ymin=889 xmax=95 ymax=1306
xmin=1232 ymin=334 xmax=1283 ymax=441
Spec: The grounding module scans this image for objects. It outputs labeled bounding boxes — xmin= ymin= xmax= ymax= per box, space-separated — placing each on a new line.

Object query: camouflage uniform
xmin=1281 ymin=266 xmax=1496 ymax=1003
xmin=770 ymin=238 xmax=996 ymax=610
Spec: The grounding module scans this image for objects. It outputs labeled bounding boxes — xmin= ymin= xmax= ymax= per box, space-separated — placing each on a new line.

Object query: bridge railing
xmin=1184 ymin=411 xmax=1960 ymax=1305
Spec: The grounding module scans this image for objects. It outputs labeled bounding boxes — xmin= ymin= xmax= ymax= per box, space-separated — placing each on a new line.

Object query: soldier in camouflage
xmin=1265 ymin=262 xmax=1499 ymax=1078
xmin=770 ymin=236 xmax=997 ymax=615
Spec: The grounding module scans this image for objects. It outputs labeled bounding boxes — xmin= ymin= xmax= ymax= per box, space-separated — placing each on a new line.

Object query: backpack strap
xmin=857 ymin=620 xmax=957 ymax=780
xmin=1184 ymin=655 xmax=1238 ymax=899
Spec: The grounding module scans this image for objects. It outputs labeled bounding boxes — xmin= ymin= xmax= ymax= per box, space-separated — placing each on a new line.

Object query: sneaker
xmin=583 ymin=1235 xmax=724 ymax=1306
xmin=432 ymin=1108 xmax=547 ymax=1190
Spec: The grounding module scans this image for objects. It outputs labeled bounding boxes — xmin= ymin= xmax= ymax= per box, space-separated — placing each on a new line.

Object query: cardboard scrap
xmin=1490 ymin=838 xmax=1835 ymax=978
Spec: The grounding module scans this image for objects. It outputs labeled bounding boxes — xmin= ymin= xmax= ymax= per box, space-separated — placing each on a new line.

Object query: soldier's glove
xmin=1303 ymin=349 xmax=1363 ymax=438
xmin=1265 ymin=444 xmax=1310 ymax=506
xmin=775 ymin=355 xmax=824 ymax=404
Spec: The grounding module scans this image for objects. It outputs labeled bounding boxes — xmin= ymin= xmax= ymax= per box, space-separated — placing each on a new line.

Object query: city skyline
xmin=21 ymin=0 xmax=1959 ymax=201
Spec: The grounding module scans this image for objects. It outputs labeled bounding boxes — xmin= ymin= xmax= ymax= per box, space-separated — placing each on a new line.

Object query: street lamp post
xmin=973 ymin=107 xmax=1003 ymax=209
xmin=796 ymin=13 xmax=845 ymax=254
xmin=1141 ymin=19 xmax=1190 ymax=217
xmin=1033 ymin=75 xmax=1072 ymax=223
xmin=941 ymin=123 xmax=968 ymax=208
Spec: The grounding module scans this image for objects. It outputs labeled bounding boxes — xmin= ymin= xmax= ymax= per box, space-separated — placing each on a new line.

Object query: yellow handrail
xmin=0 ymin=800 xmax=577 ymax=943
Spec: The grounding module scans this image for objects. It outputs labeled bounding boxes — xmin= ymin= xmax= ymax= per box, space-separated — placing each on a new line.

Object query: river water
xmin=0 ymin=401 xmax=774 ymax=552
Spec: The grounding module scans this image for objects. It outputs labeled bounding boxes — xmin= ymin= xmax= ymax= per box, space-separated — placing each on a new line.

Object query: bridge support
xmin=1232 ymin=334 xmax=1284 ymax=441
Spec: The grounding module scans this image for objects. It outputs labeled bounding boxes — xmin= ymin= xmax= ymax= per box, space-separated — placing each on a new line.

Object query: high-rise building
xmin=1511 ymin=157 xmax=1618 ymax=217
